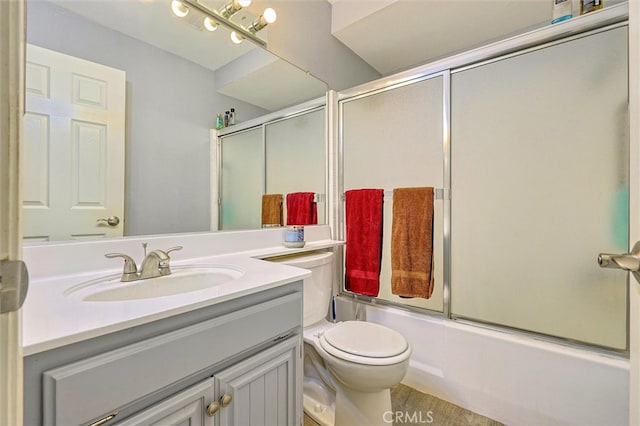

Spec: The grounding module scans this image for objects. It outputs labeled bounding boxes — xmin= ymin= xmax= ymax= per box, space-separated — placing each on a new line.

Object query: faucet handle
xmin=105 ymin=253 xmax=138 ymax=274
xmin=165 ymin=246 xmax=183 ymax=256
xmin=153 ymin=247 xmax=181 ymax=276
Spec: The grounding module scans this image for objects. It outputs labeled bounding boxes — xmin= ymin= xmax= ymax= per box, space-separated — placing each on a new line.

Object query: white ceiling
xmin=46 ymin=0 xmax=623 ymax=110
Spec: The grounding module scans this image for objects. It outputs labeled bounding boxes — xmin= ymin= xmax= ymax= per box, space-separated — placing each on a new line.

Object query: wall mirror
xmin=23 ymin=0 xmax=328 ymax=243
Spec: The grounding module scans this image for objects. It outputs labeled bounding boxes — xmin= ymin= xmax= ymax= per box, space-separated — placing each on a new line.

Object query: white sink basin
xmin=65 ymin=265 xmax=244 ymax=302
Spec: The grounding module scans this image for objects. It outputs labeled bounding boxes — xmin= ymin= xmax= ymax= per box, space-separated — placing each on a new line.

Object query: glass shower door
xmin=219 ymin=128 xmax=263 ymax=230
xmin=265 ymin=108 xmax=326 ymax=224
xmin=450 ymin=26 xmax=629 ymax=350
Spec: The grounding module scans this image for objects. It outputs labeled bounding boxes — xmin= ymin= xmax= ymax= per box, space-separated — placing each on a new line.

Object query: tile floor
xmin=303 ymin=384 xmax=504 ymax=426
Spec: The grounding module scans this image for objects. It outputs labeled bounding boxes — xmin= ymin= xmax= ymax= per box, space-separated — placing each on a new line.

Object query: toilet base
xmin=335 ymin=386 xmax=392 ymax=426
xmin=303 ymin=392 xmax=335 ymax=426
xmin=303 ymin=384 xmax=393 ymax=426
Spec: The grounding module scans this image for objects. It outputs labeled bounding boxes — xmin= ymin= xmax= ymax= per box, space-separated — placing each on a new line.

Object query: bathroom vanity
xmin=21 ymin=227 xmax=340 ymax=425
xmin=24 ymin=283 xmax=302 ymax=425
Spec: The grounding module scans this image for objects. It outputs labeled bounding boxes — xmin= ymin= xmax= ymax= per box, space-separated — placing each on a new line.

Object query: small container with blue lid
xmin=283 ymin=226 xmax=305 ymax=248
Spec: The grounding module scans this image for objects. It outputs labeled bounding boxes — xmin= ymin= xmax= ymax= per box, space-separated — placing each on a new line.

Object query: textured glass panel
xmin=450 ymin=27 xmax=628 ymax=349
xmin=265 ymin=109 xmax=326 ymax=224
xmin=220 ymin=128 xmax=263 ymax=230
xmin=342 ymin=76 xmax=445 ymax=312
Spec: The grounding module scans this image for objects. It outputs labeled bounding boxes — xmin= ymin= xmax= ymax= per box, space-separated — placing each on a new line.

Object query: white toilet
xmin=271 ymin=250 xmax=411 ymax=426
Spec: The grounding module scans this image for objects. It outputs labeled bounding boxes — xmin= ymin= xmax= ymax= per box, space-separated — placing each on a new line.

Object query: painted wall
xmin=261 ymin=0 xmax=381 ymax=91
xmin=26 ymin=1 xmax=269 ymax=236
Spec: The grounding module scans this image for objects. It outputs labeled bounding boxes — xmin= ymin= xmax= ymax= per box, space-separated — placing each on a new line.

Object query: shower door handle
xmin=598 ymin=241 xmax=640 ymax=284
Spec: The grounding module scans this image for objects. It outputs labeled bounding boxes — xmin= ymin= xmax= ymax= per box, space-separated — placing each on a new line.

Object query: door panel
xmin=265 ymin=109 xmax=326 ymax=224
xmin=219 ymin=128 xmax=263 ymax=230
xmin=23 ymin=44 xmax=125 ymax=241
xmin=216 ymin=337 xmax=299 ymax=426
xmin=450 ymin=26 xmax=629 ymax=349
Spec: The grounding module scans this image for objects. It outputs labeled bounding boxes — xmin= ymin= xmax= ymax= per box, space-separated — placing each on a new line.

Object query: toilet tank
xmin=268 ymin=251 xmax=334 ymax=327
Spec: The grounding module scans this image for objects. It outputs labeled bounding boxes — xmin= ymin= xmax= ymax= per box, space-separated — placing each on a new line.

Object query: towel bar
xmin=340 ymin=188 xmax=448 ymax=202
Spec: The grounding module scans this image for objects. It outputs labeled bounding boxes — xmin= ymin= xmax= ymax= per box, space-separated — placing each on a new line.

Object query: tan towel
xmin=261 ymin=194 xmax=283 ymax=227
xmin=391 ymin=187 xmax=435 ymax=299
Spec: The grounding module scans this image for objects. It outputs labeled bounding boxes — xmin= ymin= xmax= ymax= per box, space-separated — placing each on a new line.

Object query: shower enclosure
xmin=216 ymin=101 xmax=326 ymax=230
xmin=337 ymin=15 xmax=629 ymax=351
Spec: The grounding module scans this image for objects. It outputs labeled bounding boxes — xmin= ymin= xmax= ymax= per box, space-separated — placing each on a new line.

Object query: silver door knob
xmin=598 ymin=241 xmax=640 ymax=284
xmin=97 ymin=216 xmax=120 ymax=226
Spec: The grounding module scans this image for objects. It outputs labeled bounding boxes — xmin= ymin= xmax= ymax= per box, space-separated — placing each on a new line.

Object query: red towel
xmin=286 ymin=192 xmax=317 ymax=225
xmin=345 ymin=189 xmax=384 ymax=297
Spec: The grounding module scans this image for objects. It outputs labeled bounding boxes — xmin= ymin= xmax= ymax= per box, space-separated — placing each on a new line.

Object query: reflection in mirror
xmin=217 ymin=104 xmax=326 ymax=230
xmin=23 ymin=0 xmax=327 ymax=243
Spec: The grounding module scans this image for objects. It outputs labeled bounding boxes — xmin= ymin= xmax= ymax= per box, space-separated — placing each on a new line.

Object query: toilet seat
xmin=318 ymin=321 xmax=410 ymax=366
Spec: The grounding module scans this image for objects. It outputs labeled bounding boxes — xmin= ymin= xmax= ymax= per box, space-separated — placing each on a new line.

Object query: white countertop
xmin=22 ymin=239 xmax=342 ymax=356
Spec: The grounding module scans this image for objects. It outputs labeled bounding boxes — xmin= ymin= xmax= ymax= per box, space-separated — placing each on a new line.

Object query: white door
xmin=0 ymin=0 xmax=24 ymax=424
xmin=23 ymin=44 xmax=125 ymax=242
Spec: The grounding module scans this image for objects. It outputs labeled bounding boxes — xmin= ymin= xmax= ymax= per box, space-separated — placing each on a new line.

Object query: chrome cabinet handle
xmin=598 ymin=241 xmax=640 ymax=284
xmin=97 ymin=216 xmax=120 ymax=226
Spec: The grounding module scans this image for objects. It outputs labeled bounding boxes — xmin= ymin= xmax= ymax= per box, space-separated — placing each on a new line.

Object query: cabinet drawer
xmin=43 ymin=292 xmax=301 ymax=425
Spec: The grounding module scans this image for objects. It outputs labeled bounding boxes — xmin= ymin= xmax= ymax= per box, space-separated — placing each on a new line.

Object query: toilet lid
xmin=321 ymin=321 xmax=408 ymax=358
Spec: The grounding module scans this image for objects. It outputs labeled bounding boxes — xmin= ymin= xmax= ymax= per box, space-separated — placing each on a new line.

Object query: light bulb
xmin=203 ymin=17 xmax=218 ymax=31
xmin=170 ymin=0 xmax=189 ymax=17
xmin=247 ymin=7 xmax=277 ymax=33
xmin=263 ymin=7 xmax=277 ymax=24
xmin=230 ymin=31 xmax=244 ymax=44
xmin=220 ymin=0 xmax=250 ymax=18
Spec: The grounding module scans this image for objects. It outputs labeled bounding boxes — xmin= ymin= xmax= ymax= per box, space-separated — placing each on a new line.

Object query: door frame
xmin=0 ymin=0 xmax=25 ymax=424
xmin=628 ymin=1 xmax=640 ymax=424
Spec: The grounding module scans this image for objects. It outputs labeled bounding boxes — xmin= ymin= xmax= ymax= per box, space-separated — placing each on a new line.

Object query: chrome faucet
xmin=105 ymin=244 xmax=183 ymax=282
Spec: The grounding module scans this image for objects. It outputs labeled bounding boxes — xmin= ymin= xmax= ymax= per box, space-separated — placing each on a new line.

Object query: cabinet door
xmin=115 ymin=379 xmax=215 ymax=426
xmin=215 ymin=337 xmax=301 ymax=426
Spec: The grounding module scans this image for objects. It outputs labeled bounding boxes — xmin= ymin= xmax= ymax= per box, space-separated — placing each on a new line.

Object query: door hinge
xmin=0 ymin=260 xmax=29 ymax=314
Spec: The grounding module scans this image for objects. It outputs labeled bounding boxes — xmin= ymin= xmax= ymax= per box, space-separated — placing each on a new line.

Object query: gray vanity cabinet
xmin=216 ymin=336 xmax=299 ymax=425
xmin=115 ymin=336 xmax=299 ymax=426
xmin=24 ymin=283 xmax=303 ymax=426
xmin=115 ymin=378 xmax=216 ymax=426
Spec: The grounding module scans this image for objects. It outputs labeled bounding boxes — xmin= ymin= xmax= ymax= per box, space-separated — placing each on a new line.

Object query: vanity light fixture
xmin=203 ymin=16 xmax=218 ymax=31
xmin=247 ymin=7 xmax=277 ymax=33
xmin=170 ymin=0 xmax=189 ymax=17
xmin=176 ymin=0 xmax=272 ymax=47
xmin=219 ymin=0 xmax=251 ymax=19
